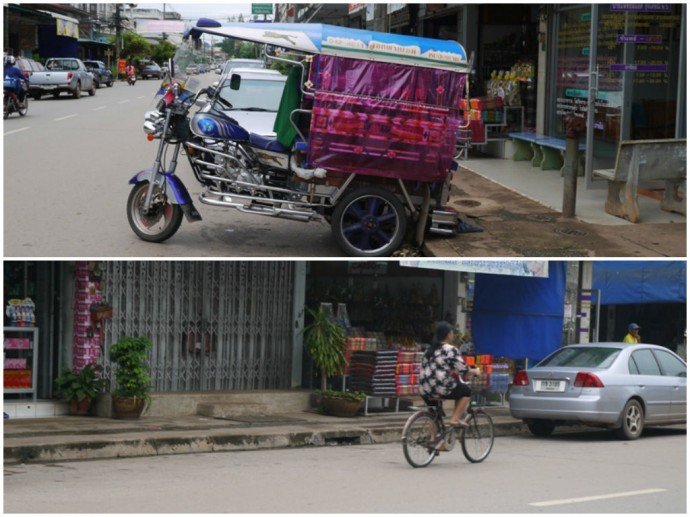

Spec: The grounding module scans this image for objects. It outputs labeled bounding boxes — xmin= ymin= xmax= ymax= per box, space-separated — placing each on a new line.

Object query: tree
xmin=151 ymin=40 xmax=176 ymax=65
xmin=114 ymin=31 xmax=151 ymax=62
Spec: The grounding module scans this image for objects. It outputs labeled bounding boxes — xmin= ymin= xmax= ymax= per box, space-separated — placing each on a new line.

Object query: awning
xmin=592 ymin=261 xmax=686 ymax=305
xmin=39 ymin=10 xmax=79 ymax=39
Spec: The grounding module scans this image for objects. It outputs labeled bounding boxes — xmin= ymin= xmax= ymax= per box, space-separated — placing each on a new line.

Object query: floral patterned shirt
xmin=419 ymin=343 xmax=469 ymax=397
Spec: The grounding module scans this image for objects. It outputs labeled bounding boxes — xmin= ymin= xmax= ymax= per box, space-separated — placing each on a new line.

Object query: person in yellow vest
xmin=623 ymin=323 xmax=641 ymax=343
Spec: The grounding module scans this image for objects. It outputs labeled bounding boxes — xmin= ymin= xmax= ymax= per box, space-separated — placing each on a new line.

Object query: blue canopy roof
xmin=592 ymin=261 xmax=686 ymax=305
xmin=187 ymin=19 xmax=468 ymax=73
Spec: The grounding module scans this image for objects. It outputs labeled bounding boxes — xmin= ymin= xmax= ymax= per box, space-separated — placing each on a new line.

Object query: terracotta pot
xmin=322 ymin=396 xmax=362 ymax=418
xmin=69 ymin=398 xmax=92 ymax=416
xmin=112 ymin=396 xmax=146 ymax=419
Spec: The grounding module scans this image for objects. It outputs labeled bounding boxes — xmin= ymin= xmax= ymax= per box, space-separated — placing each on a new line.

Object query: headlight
xmin=143 ymin=110 xmax=164 ymax=135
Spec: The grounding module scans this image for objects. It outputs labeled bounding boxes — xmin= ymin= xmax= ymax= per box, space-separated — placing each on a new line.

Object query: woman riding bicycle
xmin=419 ymin=321 xmax=480 ymax=428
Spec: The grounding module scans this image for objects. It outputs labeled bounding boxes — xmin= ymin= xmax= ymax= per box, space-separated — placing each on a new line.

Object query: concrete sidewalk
xmin=423 ymin=157 xmax=686 ymax=257
xmin=4 ymin=405 xmax=526 ymax=464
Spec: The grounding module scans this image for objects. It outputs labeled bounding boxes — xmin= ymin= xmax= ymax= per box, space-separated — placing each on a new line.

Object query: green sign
xmin=252 ymin=4 xmax=273 ymax=15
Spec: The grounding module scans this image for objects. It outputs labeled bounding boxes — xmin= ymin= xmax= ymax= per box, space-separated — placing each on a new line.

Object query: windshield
xmin=217 ymin=77 xmax=286 ymax=111
xmin=538 ymin=347 xmax=621 ymax=368
xmin=168 ymin=39 xmax=203 ymax=94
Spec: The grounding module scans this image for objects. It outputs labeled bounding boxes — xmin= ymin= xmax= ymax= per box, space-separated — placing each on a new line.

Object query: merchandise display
xmin=73 ymin=262 xmax=105 ymax=370
xmin=5 ymin=298 xmax=36 ymax=327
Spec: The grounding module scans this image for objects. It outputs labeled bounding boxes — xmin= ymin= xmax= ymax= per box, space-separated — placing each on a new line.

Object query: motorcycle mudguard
xmin=129 ymin=169 xmax=193 ymax=205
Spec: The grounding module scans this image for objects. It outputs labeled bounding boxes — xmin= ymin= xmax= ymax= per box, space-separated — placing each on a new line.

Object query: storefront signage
xmin=348 ymin=4 xmax=366 ymax=15
xmin=400 ymin=261 xmax=549 ymax=278
xmin=616 ymin=34 xmax=663 ymax=44
xmin=611 ymin=4 xmax=673 ymax=12
xmin=610 ymin=64 xmax=669 ymax=72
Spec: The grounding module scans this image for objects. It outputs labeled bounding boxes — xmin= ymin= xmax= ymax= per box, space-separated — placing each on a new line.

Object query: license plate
xmin=535 ymin=380 xmax=566 ymax=392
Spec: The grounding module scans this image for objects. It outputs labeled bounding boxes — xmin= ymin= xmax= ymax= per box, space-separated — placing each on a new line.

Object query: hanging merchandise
xmin=5 ymin=298 xmax=36 ymax=327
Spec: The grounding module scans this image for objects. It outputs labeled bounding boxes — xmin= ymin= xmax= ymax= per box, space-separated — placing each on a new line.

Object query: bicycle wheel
xmin=402 ymin=412 xmax=440 ymax=468
xmin=461 ymin=409 xmax=494 ymax=463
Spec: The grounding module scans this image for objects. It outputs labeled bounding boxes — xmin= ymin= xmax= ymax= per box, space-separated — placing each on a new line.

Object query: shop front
xmin=549 ymin=4 xmax=685 ymax=181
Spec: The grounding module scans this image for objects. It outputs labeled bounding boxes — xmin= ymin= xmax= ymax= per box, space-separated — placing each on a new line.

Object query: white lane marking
xmin=136 ymin=96 xmax=146 ymax=99
xmin=118 ymin=99 xmax=130 ymax=104
xmin=93 ymin=105 xmax=107 ymax=111
xmin=54 ymin=114 xmax=78 ymax=121
xmin=530 ymin=488 xmax=668 ymax=507
xmin=4 ymin=127 xmax=30 ymax=136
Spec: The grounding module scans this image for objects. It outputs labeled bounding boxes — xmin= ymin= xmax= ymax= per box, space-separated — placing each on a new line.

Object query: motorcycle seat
xmin=249 ymin=133 xmax=288 ymax=153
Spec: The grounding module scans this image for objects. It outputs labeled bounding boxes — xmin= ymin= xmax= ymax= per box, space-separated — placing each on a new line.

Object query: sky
xmin=137 ymin=3 xmax=255 ymax=22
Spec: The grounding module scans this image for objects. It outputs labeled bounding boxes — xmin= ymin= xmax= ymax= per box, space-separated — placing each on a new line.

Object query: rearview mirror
xmin=230 ymin=73 xmax=241 ymax=90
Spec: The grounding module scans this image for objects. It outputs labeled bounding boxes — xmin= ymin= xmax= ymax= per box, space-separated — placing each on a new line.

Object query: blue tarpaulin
xmin=472 ymin=262 xmax=566 ymax=361
xmin=592 ymin=261 xmax=686 ymax=305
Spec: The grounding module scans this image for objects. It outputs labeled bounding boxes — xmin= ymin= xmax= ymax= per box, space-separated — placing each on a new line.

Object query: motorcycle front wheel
xmin=127 ymin=181 xmax=183 ymax=242
xmin=3 ymin=97 xmax=9 ymax=119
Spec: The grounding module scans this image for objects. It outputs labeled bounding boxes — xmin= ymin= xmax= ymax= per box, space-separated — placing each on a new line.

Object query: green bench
xmin=509 ymin=132 xmax=586 ymax=175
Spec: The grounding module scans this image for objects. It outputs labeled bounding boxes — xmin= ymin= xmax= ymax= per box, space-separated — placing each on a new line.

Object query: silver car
xmin=509 ymin=343 xmax=686 ymax=440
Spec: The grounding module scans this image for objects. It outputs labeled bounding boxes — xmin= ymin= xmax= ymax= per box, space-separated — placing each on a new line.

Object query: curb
xmin=4 ymin=420 xmax=529 ymax=465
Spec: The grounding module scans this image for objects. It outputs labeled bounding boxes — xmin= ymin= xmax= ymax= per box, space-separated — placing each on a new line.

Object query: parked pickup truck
xmin=83 ymin=60 xmax=113 ymax=88
xmin=29 ymin=57 xmax=96 ymax=99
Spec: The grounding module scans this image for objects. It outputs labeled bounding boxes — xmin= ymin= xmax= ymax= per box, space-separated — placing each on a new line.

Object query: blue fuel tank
xmin=190 ymin=113 xmax=249 ymax=141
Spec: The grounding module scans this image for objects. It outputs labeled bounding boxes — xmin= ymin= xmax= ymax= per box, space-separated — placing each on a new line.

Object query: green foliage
xmin=111 ymin=32 xmax=152 ymax=62
xmin=215 ymin=39 xmax=262 ymax=60
xmin=301 ymin=306 xmax=348 ymax=391
xmin=54 ymin=363 xmax=105 ymax=402
xmin=110 ymin=336 xmax=153 ymax=401
xmin=320 ymin=390 xmax=366 ymax=402
xmin=151 ymin=40 xmax=177 ymax=66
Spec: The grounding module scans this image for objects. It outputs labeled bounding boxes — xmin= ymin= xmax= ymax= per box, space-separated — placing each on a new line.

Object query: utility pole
xmin=114 ymin=4 xmax=122 ymax=67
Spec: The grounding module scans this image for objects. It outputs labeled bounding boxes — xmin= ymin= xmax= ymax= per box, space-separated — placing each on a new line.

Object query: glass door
xmin=584 ymin=4 xmax=684 ymax=184
xmin=552 ymin=5 xmax=684 ymax=185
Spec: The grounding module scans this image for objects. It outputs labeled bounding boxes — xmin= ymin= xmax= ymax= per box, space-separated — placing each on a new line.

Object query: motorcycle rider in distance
xmin=125 ymin=63 xmax=136 ymax=85
xmin=4 ymin=56 xmax=28 ymax=108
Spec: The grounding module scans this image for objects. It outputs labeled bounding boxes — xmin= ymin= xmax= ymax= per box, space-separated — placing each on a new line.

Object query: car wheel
xmin=94 ymin=79 xmax=100 ymax=89
xmin=526 ymin=419 xmax=556 ymax=437
xmin=107 ymin=79 xmax=113 ymax=87
xmin=616 ymin=399 xmax=644 ymax=440
xmin=32 ymin=93 xmax=41 ymax=100
xmin=72 ymin=82 xmax=81 ymax=99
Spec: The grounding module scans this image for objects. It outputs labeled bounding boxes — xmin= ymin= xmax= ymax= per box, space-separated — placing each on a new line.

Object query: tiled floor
xmin=462 ymin=156 xmax=686 ymax=226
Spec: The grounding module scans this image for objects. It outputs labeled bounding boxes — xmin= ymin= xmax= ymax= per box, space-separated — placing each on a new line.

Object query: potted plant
xmin=109 ymin=336 xmax=153 ymax=419
xmin=301 ymin=307 xmax=365 ymax=416
xmin=320 ymin=389 xmax=366 ymax=418
xmin=301 ymin=306 xmax=348 ymax=392
xmin=54 ymin=363 xmax=105 ymax=416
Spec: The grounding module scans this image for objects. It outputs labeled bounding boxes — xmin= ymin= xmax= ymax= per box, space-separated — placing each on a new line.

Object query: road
xmin=4 ymin=428 xmax=685 ymax=513
xmin=3 ymin=74 xmax=343 ymax=257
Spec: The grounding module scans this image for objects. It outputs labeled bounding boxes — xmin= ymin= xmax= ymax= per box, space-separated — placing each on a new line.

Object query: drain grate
xmin=556 ymin=227 xmax=588 ymax=237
